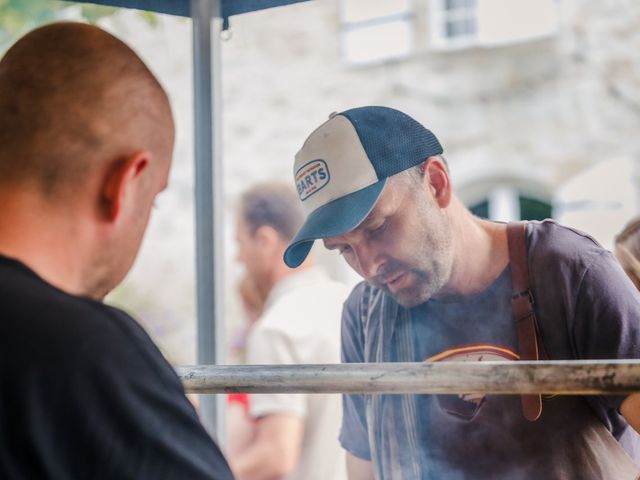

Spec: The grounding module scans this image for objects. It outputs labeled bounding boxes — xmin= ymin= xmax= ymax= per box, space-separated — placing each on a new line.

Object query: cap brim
xmin=284 ymin=179 xmax=387 ymax=268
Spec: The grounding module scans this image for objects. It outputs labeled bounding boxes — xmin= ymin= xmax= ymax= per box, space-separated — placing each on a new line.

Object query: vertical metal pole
xmin=191 ymin=0 xmax=225 ymax=442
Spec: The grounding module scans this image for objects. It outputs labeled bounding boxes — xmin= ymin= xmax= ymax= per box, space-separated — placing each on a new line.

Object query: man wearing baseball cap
xmin=285 ymin=106 xmax=640 ymax=479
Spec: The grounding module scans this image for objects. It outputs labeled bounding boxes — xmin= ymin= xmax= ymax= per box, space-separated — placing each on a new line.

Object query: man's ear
xmin=422 ymin=156 xmax=451 ymax=208
xmin=100 ymin=151 xmax=150 ymax=222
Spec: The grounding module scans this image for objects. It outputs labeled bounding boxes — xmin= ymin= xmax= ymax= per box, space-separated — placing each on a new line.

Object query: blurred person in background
xmin=613 ymin=217 xmax=640 ymax=462
xmin=0 ymin=22 xmax=232 ymax=479
xmin=284 ymin=106 xmax=640 ymax=479
xmin=226 ymin=274 xmax=266 ymax=457
xmin=615 ymin=217 xmax=640 ymax=290
xmin=230 ymin=182 xmax=349 ymax=480
xmin=229 ymin=274 xmax=266 ymax=364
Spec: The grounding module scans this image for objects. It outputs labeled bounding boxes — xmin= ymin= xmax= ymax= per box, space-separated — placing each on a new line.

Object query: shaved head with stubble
xmin=0 ymin=22 xmax=175 ymax=299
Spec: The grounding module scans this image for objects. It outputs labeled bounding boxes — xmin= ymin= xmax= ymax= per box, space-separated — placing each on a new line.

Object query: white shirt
xmin=247 ymin=267 xmax=350 ymax=480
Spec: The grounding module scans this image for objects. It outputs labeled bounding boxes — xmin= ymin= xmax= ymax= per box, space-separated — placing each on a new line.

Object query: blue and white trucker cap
xmin=283 ymin=106 xmax=443 ymax=268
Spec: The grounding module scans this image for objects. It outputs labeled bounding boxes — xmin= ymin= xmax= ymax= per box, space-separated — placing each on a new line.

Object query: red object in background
xmin=228 ymin=393 xmax=250 ymax=414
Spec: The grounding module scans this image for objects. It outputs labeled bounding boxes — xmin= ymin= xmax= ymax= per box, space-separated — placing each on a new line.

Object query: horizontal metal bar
xmin=177 ymin=360 xmax=640 ymax=395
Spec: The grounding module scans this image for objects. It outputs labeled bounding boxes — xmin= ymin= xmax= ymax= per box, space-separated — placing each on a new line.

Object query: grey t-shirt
xmin=340 ymin=220 xmax=640 ymax=479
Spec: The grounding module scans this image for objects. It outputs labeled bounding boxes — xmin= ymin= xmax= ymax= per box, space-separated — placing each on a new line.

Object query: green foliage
xmin=78 ymin=3 xmax=119 ymax=23
xmin=0 ymin=0 xmax=155 ymax=51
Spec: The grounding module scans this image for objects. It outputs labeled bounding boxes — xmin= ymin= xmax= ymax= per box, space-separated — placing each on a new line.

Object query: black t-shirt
xmin=0 ymin=256 xmax=234 ymax=480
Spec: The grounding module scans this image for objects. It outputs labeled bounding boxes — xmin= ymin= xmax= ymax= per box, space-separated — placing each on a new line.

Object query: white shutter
xmin=477 ymin=0 xmax=557 ymax=46
xmin=342 ymin=0 xmax=412 ymax=22
xmin=341 ymin=0 xmax=414 ymax=65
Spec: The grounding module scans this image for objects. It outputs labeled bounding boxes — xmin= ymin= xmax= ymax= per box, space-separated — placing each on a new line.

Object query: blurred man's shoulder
xmin=256 ymin=268 xmax=350 ymax=335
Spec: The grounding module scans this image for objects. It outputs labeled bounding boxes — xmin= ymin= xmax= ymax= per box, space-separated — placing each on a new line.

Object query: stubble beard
xmin=384 ymin=262 xmax=452 ymax=308
xmin=385 ymin=204 xmax=454 ymax=308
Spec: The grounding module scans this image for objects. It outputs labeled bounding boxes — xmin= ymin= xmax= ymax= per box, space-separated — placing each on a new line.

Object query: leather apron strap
xmin=507 ymin=222 xmax=544 ymax=422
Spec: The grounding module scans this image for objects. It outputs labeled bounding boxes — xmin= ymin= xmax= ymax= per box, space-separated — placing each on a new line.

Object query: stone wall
xmin=95 ymin=0 xmax=640 ymax=364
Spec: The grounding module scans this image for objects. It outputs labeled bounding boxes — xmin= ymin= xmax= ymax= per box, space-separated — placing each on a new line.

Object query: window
xmin=429 ymin=0 xmax=478 ymax=49
xmin=443 ymin=0 xmax=477 ymax=45
xmin=429 ymin=0 xmax=557 ymax=50
xmin=519 ymin=195 xmax=553 ymax=221
xmin=340 ymin=0 xmax=414 ymax=66
xmin=469 ymin=187 xmax=552 ymax=221
xmin=469 ymin=199 xmax=489 ymax=219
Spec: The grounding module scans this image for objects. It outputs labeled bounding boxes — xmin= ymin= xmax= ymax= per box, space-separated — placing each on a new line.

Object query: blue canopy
xmin=74 ymin=0 xmax=309 ymax=17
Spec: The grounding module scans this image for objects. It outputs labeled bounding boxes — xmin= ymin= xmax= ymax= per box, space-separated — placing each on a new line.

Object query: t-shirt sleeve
xmin=339 ymin=284 xmax=372 ymax=461
xmin=571 ymin=250 xmax=640 ymax=412
xmin=246 ymin=326 xmax=307 ymax=418
xmin=52 ymin=311 xmax=234 ymax=480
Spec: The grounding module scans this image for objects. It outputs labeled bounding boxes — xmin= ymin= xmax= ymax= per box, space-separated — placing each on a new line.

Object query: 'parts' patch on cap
xmin=293 ymin=114 xmax=380 ymax=217
xmin=295 ymin=159 xmax=330 ymax=201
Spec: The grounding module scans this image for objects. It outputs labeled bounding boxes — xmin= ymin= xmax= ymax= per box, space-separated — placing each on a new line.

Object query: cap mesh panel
xmin=341 ymin=106 xmax=443 ymax=179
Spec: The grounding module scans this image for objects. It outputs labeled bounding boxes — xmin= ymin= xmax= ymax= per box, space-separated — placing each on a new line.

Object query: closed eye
xmin=368 ymin=221 xmax=387 ymax=239
xmin=324 ymin=241 xmax=350 ymax=256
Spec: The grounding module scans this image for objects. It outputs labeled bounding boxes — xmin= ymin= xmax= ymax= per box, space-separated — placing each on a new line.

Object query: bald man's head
xmin=0 ymin=22 xmax=174 ymax=197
